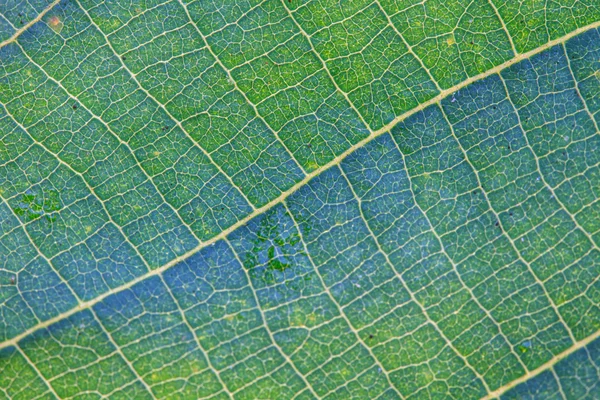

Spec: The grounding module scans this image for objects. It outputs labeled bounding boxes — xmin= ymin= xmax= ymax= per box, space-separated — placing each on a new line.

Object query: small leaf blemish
xmin=48 ymin=16 xmax=63 ymax=33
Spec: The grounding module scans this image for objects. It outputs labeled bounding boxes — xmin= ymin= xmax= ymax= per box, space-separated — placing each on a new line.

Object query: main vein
xmin=2 ymin=22 xmax=600 ymax=397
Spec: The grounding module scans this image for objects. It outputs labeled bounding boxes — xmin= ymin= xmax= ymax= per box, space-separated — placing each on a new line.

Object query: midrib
xmin=481 ymin=327 xmax=600 ymax=399
xmin=1 ymin=14 xmax=600 ymax=399
xmin=0 ymin=0 xmax=63 ymax=49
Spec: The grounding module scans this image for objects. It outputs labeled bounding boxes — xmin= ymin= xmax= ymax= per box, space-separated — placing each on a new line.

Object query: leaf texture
xmin=1 ymin=0 xmax=600 ymax=398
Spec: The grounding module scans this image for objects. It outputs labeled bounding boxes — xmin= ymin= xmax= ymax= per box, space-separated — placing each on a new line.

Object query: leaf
xmin=1 ymin=0 xmax=599 ymax=398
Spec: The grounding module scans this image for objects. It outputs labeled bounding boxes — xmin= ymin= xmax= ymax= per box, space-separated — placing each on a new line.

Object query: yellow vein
xmin=282 ymin=201 xmax=404 ymax=399
xmin=486 ymin=0 xmax=519 ymax=56
xmin=224 ymin=238 xmax=322 ymax=399
xmin=337 ymin=165 xmax=492 ymax=393
xmin=156 ymin=273 xmax=235 ymax=399
xmin=1 ymin=21 xmax=599 ymax=353
xmin=15 ymin=346 xmax=61 ymax=399
xmin=440 ymin=102 xmax=578 ymax=348
xmin=174 ymin=0 xmax=307 ymax=177
xmin=373 ymin=0 xmax=443 ymax=93
xmin=75 ymin=0 xmax=257 ymax=212
xmin=481 ymin=327 xmax=600 ymax=399
xmin=11 ymin=41 xmax=206 ymax=246
xmin=0 ymin=0 xmax=61 ymax=49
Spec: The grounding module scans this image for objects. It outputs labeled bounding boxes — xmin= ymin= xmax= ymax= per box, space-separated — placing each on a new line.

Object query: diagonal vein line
xmin=0 ymin=197 xmax=43 ymax=327
xmin=74 ymin=0 xmax=257 ymax=211
xmin=481 ymin=326 xmax=600 ymax=399
xmin=11 ymin=40 xmax=204 ymax=244
xmin=385 ymin=134 xmax=525 ymax=389
xmin=1 ymin=21 xmax=600 ymax=355
xmin=278 ymin=0 xmax=379 ymax=132
xmin=438 ymin=103 xmax=577 ymax=343
xmin=0 ymin=190 xmax=155 ymax=399
xmin=87 ymin=310 xmax=158 ymax=399
xmin=0 ymin=193 xmax=84 ymax=315
xmin=0 ymin=14 xmax=17 ymax=31
xmin=336 ymin=165 xmax=492 ymax=393
xmin=0 ymin=95 xmax=152 ymax=286
xmin=498 ymin=66 xmax=600 ymax=318
xmin=562 ymin=41 xmax=600 ymax=159
xmin=550 ymin=368 xmax=568 ymax=400
xmin=340 ymin=159 xmax=504 ymax=393
xmin=174 ymin=0 xmax=307 ymax=177
xmin=156 ymin=274 xmax=234 ymax=399
xmin=0 ymin=0 xmax=62 ymax=50
xmin=14 ymin=346 xmax=60 ymax=399
xmin=282 ymin=201 xmax=405 ymax=400
xmin=224 ymin=239 xmax=322 ymax=398
xmin=373 ymin=0 xmax=443 ymax=93
xmin=486 ymin=0 xmax=518 ymax=56
xmin=0 ymin=130 xmax=157 ymax=397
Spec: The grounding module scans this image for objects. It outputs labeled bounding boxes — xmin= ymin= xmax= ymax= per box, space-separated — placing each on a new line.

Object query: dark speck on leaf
xmin=10 ymin=276 xmax=15 ymax=285
xmin=510 ymin=212 xmax=513 ymax=216
xmin=72 ymin=104 xmax=77 ymax=110
xmin=369 ymin=334 xmax=373 ymax=339
xmin=122 ymin=56 xmax=126 ymax=60
xmin=495 ymin=221 xmax=499 ymax=227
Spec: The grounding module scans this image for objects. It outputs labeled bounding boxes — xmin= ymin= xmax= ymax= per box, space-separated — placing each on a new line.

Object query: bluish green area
xmin=503 ymin=336 xmax=600 ymax=399
xmin=1 ymin=0 xmax=599 ymax=398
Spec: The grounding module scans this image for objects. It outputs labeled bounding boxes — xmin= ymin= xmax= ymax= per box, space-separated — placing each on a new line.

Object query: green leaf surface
xmin=1 ymin=0 xmax=600 ymax=398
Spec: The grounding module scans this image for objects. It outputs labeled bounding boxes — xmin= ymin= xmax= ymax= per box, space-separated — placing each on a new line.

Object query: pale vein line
xmin=74 ymin=0 xmax=257 ymax=211
xmin=337 ymin=165 xmax=492 ymax=393
xmin=87 ymin=310 xmax=158 ymax=399
xmin=15 ymin=346 xmax=61 ymax=399
xmin=156 ymin=274 xmax=234 ymax=399
xmin=498 ymin=67 xmax=600 ymax=316
xmin=11 ymin=40 xmax=205 ymax=245
xmin=1 ymin=21 xmax=600 ymax=354
xmin=1 ymin=14 xmax=17 ymax=31
xmin=278 ymin=0 xmax=379 ymax=132
xmin=439 ymin=105 xmax=578 ymax=345
xmin=373 ymin=0 xmax=443 ymax=93
xmin=0 ymin=93 xmax=153 ymax=288
xmin=0 ymin=146 xmax=156 ymax=397
xmin=0 ymin=0 xmax=62 ymax=50
xmin=282 ymin=201 xmax=405 ymax=400
xmin=174 ymin=0 xmax=307 ymax=177
xmin=563 ymin=41 xmax=600 ymax=151
xmin=0 ymin=202 xmax=42 ymax=327
xmin=0 ymin=191 xmax=84 ymax=315
xmin=486 ymin=0 xmax=518 ymax=56
xmin=0 ymin=193 xmax=155 ymax=399
xmin=550 ymin=368 xmax=568 ymax=400
xmin=391 ymin=131 xmax=529 ymax=384
xmin=1 ymin=107 xmax=160 ymax=399
xmin=481 ymin=327 xmax=600 ymax=399
xmin=224 ymin=239 xmax=322 ymax=399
